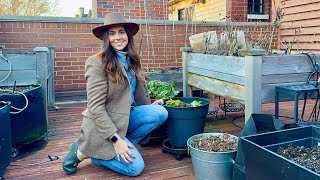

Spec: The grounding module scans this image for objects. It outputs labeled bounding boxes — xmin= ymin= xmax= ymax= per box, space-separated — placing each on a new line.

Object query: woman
xmin=62 ymin=12 xmax=168 ymax=177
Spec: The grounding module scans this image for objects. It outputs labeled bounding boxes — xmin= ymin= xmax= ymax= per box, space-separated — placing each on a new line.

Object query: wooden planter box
xmin=181 ymin=47 xmax=320 ymax=122
xmin=0 ymin=46 xmax=56 ymax=110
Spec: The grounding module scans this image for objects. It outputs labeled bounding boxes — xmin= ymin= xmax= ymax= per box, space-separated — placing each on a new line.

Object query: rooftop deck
xmin=3 ymin=98 xmax=317 ymax=180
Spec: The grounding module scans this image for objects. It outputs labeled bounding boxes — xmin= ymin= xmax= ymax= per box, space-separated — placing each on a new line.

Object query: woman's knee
xmin=128 ymin=158 xmax=145 ymax=176
xmin=153 ymin=105 xmax=168 ymax=123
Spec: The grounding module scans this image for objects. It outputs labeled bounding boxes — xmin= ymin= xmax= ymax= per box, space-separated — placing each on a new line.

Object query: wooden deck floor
xmin=3 ymin=98 xmax=319 ymax=180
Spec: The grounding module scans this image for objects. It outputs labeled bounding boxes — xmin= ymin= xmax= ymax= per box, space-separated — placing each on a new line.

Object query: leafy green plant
xmin=147 ymin=80 xmax=179 ymax=100
xmin=165 ymin=99 xmax=202 ymax=107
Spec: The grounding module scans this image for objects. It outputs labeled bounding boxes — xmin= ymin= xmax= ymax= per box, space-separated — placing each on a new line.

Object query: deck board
xmin=3 ymin=97 xmax=318 ymax=179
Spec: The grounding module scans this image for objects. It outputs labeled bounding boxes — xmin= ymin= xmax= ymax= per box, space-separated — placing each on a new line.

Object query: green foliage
xmin=147 ymin=80 xmax=179 ymax=100
xmin=165 ymin=99 xmax=202 ymax=107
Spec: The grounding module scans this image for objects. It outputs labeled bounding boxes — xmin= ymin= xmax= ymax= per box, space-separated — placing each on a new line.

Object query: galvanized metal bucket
xmin=187 ymin=133 xmax=238 ymax=180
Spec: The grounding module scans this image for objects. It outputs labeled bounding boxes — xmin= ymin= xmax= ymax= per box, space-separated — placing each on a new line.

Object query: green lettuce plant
xmin=165 ymin=99 xmax=202 ymax=107
xmin=147 ymin=80 xmax=179 ymax=100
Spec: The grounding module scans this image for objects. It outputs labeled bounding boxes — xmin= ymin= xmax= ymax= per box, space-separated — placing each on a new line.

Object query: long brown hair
xmin=100 ymin=26 xmax=146 ymax=84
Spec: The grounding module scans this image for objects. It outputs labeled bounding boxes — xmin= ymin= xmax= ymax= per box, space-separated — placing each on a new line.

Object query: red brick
xmin=63 ymin=84 xmax=79 ymax=89
xmin=56 ymin=62 xmax=71 ymax=66
xmin=56 ymin=80 xmax=73 ymax=85
xmin=55 ymin=53 xmax=71 ymax=58
xmin=5 ymin=44 xmax=22 ymax=49
xmin=64 ymin=66 xmax=80 ymax=71
xmin=57 ymin=71 xmax=72 ymax=76
xmin=63 ymin=48 xmax=78 ymax=52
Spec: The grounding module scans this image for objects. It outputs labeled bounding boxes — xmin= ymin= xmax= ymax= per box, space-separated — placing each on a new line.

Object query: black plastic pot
xmin=0 ymin=85 xmax=47 ymax=146
xmin=241 ymin=126 xmax=320 ymax=180
xmin=0 ymin=101 xmax=11 ymax=177
xmin=164 ymin=97 xmax=209 ymax=149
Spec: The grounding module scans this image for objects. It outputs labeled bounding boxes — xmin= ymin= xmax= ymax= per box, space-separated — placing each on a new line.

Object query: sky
xmin=57 ymin=0 xmax=92 ymax=17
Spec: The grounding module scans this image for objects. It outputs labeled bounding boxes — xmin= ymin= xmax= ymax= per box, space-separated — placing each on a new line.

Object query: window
xmin=178 ymin=7 xmax=193 ymax=21
xmin=248 ymin=0 xmax=264 ymax=14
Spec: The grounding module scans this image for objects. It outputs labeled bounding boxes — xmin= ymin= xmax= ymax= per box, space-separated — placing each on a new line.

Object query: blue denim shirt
xmin=116 ymin=52 xmax=136 ymax=105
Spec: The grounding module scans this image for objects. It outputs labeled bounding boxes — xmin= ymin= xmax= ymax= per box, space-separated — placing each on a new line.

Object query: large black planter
xmin=0 ymin=85 xmax=47 ymax=146
xmin=0 ymin=102 xmax=11 ymax=177
xmin=241 ymin=126 xmax=320 ymax=180
xmin=164 ymin=97 xmax=209 ymax=149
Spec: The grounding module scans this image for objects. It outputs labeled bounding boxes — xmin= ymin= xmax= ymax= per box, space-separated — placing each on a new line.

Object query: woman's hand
xmin=113 ymin=138 xmax=136 ymax=164
xmin=152 ymin=99 xmax=164 ymax=105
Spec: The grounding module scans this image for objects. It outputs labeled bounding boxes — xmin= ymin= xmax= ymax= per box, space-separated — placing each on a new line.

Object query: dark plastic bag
xmin=0 ymin=101 xmax=12 ymax=178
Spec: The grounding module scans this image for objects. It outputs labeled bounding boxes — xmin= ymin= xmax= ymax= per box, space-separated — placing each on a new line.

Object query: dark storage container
xmin=0 ymin=101 xmax=12 ymax=177
xmin=0 ymin=85 xmax=47 ymax=146
xmin=164 ymin=97 xmax=209 ymax=148
xmin=299 ymin=122 xmax=320 ymax=127
xmin=241 ymin=126 xmax=320 ymax=180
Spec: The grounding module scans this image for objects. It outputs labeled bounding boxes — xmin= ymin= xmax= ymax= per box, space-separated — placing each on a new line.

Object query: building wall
xmin=226 ymin=0 xmax=247 ymax=22
xmin=0 ymin=17 xmax=277 ymax=90
xmin=226 ymin=0 xmax=271 ymax=22
xmin=169 ymin=0 xmax=271 ymax=22
xmin=96 ymin=0 xmax=166 ymax=20
xmin=195 ymin=0 xmax=226 ymax=22
xmin=279 ymin=0 xmax=320 ymax=52
xmin=169 ymin=0 xmax=226 ymax=22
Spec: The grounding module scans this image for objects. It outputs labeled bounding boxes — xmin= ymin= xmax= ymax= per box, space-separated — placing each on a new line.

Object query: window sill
xmin=247 ymin=14 xmax=269 ymax=20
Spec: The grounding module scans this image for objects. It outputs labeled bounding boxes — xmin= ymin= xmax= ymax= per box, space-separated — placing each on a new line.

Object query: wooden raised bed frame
xmin=181 ymin=47 xmax=320 ymax=122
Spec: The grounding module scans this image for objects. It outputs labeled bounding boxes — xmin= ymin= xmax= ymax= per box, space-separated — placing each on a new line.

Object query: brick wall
xmin=226 ymin=0 xmax=271 ymax=22
xmin=96 ymin=0 xmax=166 ymax=20
xmin=0 ymin=17 xmax=277 ymax=90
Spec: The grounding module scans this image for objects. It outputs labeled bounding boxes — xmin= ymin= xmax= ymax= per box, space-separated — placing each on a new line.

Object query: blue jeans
xmin=91 ymin=104 xmax=168 ymax=176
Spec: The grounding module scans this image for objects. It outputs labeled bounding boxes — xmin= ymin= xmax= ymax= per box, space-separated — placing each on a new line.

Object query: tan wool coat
xmin=78 ymin=53 xmax=151 ymax=160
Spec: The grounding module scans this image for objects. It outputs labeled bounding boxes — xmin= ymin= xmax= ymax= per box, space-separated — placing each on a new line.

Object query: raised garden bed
xmin=241 ymin=126 xmax=320 ymax=180
xmin=182 ymin=47 xmax=320 ymax=121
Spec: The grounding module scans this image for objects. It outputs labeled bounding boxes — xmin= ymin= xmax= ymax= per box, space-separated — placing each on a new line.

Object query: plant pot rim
xmin=187 ymin=132 xmax=238 ymax=154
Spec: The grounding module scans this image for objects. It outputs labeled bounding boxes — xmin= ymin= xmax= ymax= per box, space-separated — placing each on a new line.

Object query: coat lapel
xmin=118 ymin=61 xmax=130 ymax=84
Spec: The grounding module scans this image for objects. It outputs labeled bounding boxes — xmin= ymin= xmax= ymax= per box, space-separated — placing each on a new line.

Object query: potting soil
xmin=277 ymin=144 xmax=320 ymax=173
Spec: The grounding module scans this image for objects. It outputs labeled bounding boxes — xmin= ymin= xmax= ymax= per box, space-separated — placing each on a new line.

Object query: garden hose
xmin=10 ymin=155 xmax=60 ymax=166
xmin=0 ymin=89 xmax=29 ymax=114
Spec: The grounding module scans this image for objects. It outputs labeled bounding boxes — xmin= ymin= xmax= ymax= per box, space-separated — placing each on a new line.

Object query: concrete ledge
xmin=247 ymin=14 xmax=270 ymax=20
xmin=0 ymin=15 xmax=274 ymax=27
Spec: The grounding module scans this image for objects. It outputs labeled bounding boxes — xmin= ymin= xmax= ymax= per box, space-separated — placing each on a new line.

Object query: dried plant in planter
xmin=0 ymin=84 xmax=38 ymax=94
xmin=191 ymin=133 xmax=238 ymax=152
xmin=277 ymin=144 xmax=320 ymax=173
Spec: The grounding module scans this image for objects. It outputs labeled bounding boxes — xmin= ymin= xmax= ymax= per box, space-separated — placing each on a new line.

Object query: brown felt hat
xmin=92 ymin=13 xmax=139 ymax=40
